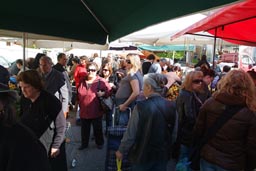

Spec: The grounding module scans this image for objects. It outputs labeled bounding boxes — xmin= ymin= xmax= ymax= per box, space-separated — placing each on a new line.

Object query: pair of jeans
xmin=200 ymin=159 xmax=237 ymax=171
xmin=132 ymin=161 xmax=168 ymax=171
xmin=176 ymin=144 xmax=192 ymax=171
xmin=115 ymin=98 xmax=136 ymax=126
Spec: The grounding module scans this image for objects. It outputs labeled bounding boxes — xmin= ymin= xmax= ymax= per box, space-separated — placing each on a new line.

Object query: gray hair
xmin=40 ymin=56 xmax=53 ymax=65
xmin=143 ymin=73 xmax=168 ymax=95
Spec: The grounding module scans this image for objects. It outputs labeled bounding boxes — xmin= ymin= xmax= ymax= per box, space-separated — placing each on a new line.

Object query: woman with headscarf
xmin=116 ymin=73 xmax=178 ymax=171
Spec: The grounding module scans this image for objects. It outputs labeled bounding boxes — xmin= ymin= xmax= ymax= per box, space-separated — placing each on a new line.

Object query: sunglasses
xmin=125 ymin=59 xmax=131 ymax=64
xmin=88 ymin=69 xmax=96 ymax=72
xmin=102 ymin=69 xmax=109 ymax=72
xmin=192 ymin=79 xmax=203 ymax=84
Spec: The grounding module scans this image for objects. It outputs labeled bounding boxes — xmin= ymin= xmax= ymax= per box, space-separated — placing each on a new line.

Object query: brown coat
xmin=194 ymin=92 xmax=256 ymax=171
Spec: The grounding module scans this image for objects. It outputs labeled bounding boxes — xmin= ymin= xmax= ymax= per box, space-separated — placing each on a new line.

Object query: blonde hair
xmin=214 ymin=69 xmax=256 ymax=112
xmin=126 ymin=53 xmax=141 ymax=74
xmin=181 ymin=71 xmax=203 ymax=92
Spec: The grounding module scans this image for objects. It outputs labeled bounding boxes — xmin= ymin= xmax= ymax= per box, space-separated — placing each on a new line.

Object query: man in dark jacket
xmin=53 ymin=53 xmax=72 ymax=117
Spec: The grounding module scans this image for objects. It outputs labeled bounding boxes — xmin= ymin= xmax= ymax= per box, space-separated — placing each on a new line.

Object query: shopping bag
xmin=116 ymin=159 xmax=122 ymax=171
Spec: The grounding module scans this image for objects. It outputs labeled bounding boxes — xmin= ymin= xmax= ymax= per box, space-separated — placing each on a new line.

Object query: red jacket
xmin=77 ymin=76 xmax=111 ymax=119
xmin=74 ymin=64 xmax=87 ymax=88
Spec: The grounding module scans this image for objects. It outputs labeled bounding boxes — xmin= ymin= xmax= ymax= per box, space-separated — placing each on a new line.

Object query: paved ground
xmin=65 ymin=111 xmax=176 ymax=171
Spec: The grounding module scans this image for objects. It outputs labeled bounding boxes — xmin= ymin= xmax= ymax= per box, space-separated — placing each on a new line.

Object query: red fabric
xmin=77 ymin=76 xmax=112 ymax=119
xmin=74 ymin=64 xmax=87 ymax=88
xmin=171 ymin=0 xmax=256 ymax=46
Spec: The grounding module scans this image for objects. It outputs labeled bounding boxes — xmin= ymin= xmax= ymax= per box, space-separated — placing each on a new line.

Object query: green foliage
xmin=192 ymin=58 xmax=198 ymax=64
xmin=155 ymin=51 xmax=185 ymax=60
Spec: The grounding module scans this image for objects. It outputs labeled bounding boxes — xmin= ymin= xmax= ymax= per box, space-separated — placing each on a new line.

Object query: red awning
xmin=171 ymin=0 xmax=256 ymax=46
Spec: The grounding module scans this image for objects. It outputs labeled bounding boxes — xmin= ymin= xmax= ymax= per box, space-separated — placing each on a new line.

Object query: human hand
xmin=50 ymin=148 xmax=60 ymax=158
xmin=97 ymin=90 xmax=105 ymax=97
xmin=109 ymin=82 xmax=115 ymax=88
xmin=115 ymin=150 xmax=123 ymax=160
xmin=119 ymin=104 xmax=127 ymax=112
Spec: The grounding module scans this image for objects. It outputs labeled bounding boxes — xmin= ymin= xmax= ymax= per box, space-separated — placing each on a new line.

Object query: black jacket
xmin=129 ymin=95 xmax=177 ymax=163
xmin=0 ymin=123 xmax=51 ymax=171
xmin=176 ymin=89 xmax=208 ymax=146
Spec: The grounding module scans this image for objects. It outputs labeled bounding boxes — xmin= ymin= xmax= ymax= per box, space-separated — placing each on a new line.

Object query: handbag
xmin=189 ymin=105 xmax=244 ymax=170
xmin=97 ymin=79 xmax=114 ymax=112
xmin=99 ymin=96 xmax=113 ymax=112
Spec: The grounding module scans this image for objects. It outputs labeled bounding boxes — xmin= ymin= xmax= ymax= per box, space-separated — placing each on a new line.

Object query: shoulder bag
xmin=97 ymin=79 xmax=113 ymax=112
xmin=189 ymin=105 xmax=244 ymax=170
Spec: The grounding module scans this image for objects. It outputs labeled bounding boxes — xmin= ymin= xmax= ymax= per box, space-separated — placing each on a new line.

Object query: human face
xmin=143 ymin=83 xmax=151 ymax=97
xmin=125 ymin=58 xmax=132 ymax=70
xmin=203 ymin=75 xmax=214 ymax=86
xmin=80 ymin=59 xmax=87 ymax=66
xmin=191 ymin=76 xmax=204 ymax=92
xmin=102 ymin=67 xmax=110 ymax=76
xmin=87 ymin=66 xmax=97 ymax=79
xmin=19 ymin=81 xmax=40 ymax=100
xmin=58 ymin=54 xmax=68 ymax=66
xmin=39 ymin=59 xmax=52 ymax=74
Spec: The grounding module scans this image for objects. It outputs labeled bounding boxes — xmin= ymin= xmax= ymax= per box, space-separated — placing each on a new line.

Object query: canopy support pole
xmin=80 ymin=0 xmax=109 ymax=34
xmin=22 ymin=32 xmax=27 ymax=71
xmin=212 ymin=28 xmax=217 ymax=69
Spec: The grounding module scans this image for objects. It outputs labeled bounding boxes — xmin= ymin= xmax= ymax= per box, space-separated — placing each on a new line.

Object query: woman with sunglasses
xmin=175 ymin=70 xmax=209 ymax=171
xmin=99 ymin=62 xmax=118 ymax=129
xmin=114 ymin=53 xmax=143 ymax=126
xmin=76 ymin=62 xmax=111 ymax=150
xmin=99 ymin=62 xmax=117 ymax=91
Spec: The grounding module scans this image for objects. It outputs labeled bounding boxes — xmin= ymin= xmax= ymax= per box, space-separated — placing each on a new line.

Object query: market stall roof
xmin=118 ymin=13 xmax=207 ymax=45
xmin=0 ymin=29 xmax=108 ymax=50
xmin=171 ymin=0 xmax=256 ymax=46
xmin=0 ymin=0 xmax=239 ymax=45
xmin=138 ymin=44 xmax=195 ymax=52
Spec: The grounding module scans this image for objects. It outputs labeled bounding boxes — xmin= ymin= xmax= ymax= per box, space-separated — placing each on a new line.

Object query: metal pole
xmin=22 ymin=33 xmax=26 ymax=71
xmin=212 ymin=28 xmax=217 ymax=69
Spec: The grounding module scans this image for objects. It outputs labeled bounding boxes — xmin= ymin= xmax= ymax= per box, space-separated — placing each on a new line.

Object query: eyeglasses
xmin=88 ymin=69 xmax=96 ymax=72
xmin=102 ymin=69 xmax=109 ymax=72
xmin=125 ymin=59 xmax=131 ymax=64
xmin=192 ymin=79 xmax=203 ymax=84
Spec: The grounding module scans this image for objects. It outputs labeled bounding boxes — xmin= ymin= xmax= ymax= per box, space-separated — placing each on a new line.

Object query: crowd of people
xmin=0 ymin=52 xmax=255 ymax=171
